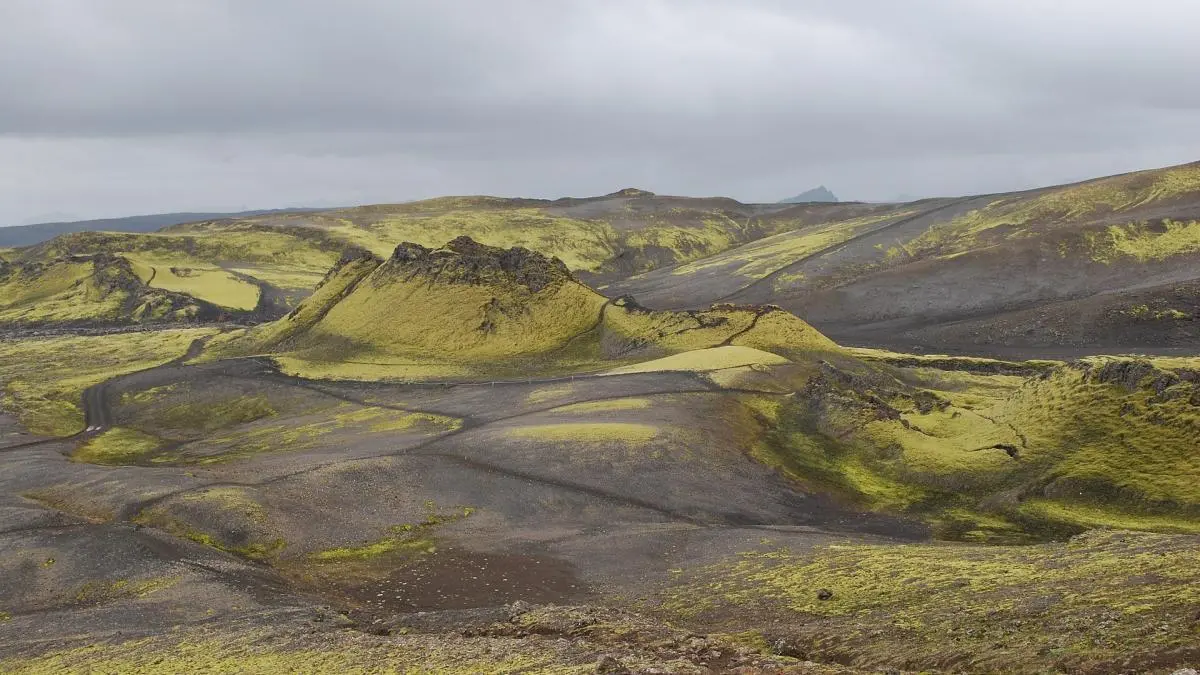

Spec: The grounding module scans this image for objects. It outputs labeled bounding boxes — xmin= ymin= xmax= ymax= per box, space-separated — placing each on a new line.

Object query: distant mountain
xmin=779 ymin=186 xmax=838 ymax=203
xmin=0 ymin=208 xmax=328 ymax=248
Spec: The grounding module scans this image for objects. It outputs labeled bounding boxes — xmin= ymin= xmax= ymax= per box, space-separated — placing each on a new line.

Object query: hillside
xmin=211 ymin=236 xmax=839 ymax=379
xmin=165 ymin=190 xmax=909 ymax=287
xmin=0 ymin=208 xmax=326 ymax=247
xmin=0 ymin=254 xmax=221 ymax=326
xmin=609 ymin=161 xmax=1200 ymax=353
xmin=3 ymin=235 xmax=1200 ymax=672
xmin=2 ymin=191 xmax=910 ymax=327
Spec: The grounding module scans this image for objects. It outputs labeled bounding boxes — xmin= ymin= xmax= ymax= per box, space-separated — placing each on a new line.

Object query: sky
xmin=3 ymin=0 xmax=1200 ymax=225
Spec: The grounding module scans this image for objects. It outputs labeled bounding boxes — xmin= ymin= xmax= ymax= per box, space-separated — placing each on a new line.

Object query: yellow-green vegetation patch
xmin=525 ymin=383 xmax=577 ymax=405
xmin=194 ymin=405 xmax=460 ymax=464
xmin=507 ymin=422 xmax=658 ymax=443
xmin=1087 ymin=218 xmax=1200 ymax=262
xmin=1019 ymin=498 xmax=1200 ymax=535
xmin=907 ymin=163 xmax=1200 ymax=258
xmin=311 ymin=505 xmax=474 ymax=563
xmin=670 ymin=211 xmax=911 ymax=280
xmin=180 ymin=487 xmax=269 ymax=524
xmin=605 ymin=346 xmax=790 ymax=375
xmin=0 ymin=633 xmax=595 ymax=674
xmin=72 ymin=427 xmax=163 ymax=465
xmin=0 ymin=328 xmax=216 ymax=436
xmin=124 ymin=255 xmax=260 ymax=310
xmin=659 ymin=530 xmax=1200 ymax=672
xmin=133 ymin=507 xmax=285 ymax=562
xmin=551 ymin=398 xmax=652 ymax=413
xmin=142 ymin=392 xmax=278 ymax=436
xmin=760 ymin=354 xmax=1200 ymax=540
xmin=272 ymin=356 xmax=474 ymax=382
xmin=71 ymin=576 xmax=180 ymax=606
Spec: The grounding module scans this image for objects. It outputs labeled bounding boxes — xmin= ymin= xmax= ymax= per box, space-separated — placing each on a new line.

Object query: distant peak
xmin=779 ymin=186 xmax=838 ymax=204
xmin=607 ymin=188 xmax=656 ymax=198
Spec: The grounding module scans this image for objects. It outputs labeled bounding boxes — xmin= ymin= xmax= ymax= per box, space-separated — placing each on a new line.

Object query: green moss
xmin=152 ymin=394 xmax=277 ymax=434
xmin=310 ymin=505 xmax=474 ymax=562
xmin=72 ymin=427 xmax=163 ymax=465
xmin=133 ymin=508 xmax=285 ymax=562
xmin=660 ymin=530 xmax=1200 ymax=672
xmin=0 ymin=635 xmax=596 ymax=674
xmin=507 ymin=422 xmax=658 ymax=444
xmin=759 ymin=356 xmax=1200 ymax=540
xmin=72 ymin=576 xmax=180 ymax=605
xmin=0 ymin=328 xmax=216 ymax=436
xmin=124 ymin=254 xmax=260 ymax=309
xmin=906 ymin=164 xmax=1200 ymax=259
xmin=670 ymin=210 xmax=913 ymax=280
xmin=551 ymin=398 xmax=652 ymax=413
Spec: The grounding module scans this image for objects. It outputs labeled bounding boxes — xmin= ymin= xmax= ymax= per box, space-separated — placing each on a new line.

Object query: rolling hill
xmin=210 ymin=236 xmax=839 ymax=379
xmin=5 ymin=161 xmax=1200 ymax=353
xmin=0 ymin=208 xmax=326 ymax=248
xmin=609 ymin=161 xmax=1200 ymax=353
xmin=3 ymin=229 xmax=1200 ymax=672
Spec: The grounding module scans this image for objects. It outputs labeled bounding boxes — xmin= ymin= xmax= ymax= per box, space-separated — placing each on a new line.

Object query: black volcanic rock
xmin=388 ymin=236 xmax=572 ymax=292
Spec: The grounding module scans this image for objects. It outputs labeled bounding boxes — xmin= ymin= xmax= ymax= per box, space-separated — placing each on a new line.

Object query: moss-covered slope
xmin=210 ymin=237 xmax=841 ymax=379
xmin=0 ymin=254 xmax=220 ymax=326
xmin=752 ymin=350 xmax=1200 ymax=541
xmin=611 ymin=161 xmax=1200 ymax=351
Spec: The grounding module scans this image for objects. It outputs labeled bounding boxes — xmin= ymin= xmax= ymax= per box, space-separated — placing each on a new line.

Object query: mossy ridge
xmin=0 ymin=328 xmax=217 ymax=436
xmin=550 ymin=398 xmax=652 ymax=413
xmin=0 ymin=255 xmax=214 ymax=326
xmin=759 ymin=354 xmax=1200 ymax=540
xmin=658 ymin=530 xmax=1200 ymax=673
xmin=905 ymin=163 xmax=1200 ymax=259
xmin=72 ymin=427 xmax=164 ymax=465
xmin=209 ymin=239 xmax=844 ymax=382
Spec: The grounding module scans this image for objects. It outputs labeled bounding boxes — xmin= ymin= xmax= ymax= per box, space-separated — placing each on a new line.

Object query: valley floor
xmin=1 ymin=328 xmax=1198 ymax=674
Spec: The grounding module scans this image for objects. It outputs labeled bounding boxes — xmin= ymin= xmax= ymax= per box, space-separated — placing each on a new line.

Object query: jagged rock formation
xmin=387 ymin=236 xmax=572 ymax=293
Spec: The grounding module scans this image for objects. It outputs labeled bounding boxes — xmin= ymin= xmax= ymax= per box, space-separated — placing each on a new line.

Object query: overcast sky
xmin=3 ymin=0 xmax=1200 ymax=225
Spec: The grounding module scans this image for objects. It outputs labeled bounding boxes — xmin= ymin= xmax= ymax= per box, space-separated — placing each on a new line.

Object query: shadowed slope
xmin=611 ymin=161 xmax=1200 ymax=352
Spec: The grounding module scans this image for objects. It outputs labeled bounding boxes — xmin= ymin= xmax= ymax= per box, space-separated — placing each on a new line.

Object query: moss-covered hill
xmin=0 ymin=254 xmax=221 ymax=326
xmin=610 ymin=160 xmax=1200 ymax=351
xmin=1 ymin=191 xmax=910 ymax=327
xmin=12 ymin=162 xmax=1199 ymax=345
xmin=753 ymin=348 xmax=1200 ymax=542
xmin=208 ymin=236 xmax=839 ymax=379
xmin=167 ymin=190 xmax=909 ymax=287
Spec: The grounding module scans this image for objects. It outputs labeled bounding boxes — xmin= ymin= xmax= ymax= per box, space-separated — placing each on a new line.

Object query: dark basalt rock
xmin=388 ymin=236 xmax=573 ymax=293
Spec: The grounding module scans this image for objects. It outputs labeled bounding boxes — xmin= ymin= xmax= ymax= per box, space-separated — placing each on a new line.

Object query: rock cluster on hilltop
xmin=388 ymin=236 xmax=573 ymax=292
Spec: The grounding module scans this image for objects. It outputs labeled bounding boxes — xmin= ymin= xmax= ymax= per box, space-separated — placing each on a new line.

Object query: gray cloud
xmin=2 ymin=0 xmax=1200 ymax=223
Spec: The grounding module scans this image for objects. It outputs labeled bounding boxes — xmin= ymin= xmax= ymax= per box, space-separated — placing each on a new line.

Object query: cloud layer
xmin=3 ymin=0 xmax=1199 ymax=223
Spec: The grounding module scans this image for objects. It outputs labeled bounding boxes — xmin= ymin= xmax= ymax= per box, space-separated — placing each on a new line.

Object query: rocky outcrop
xmin=388 ymin=236 xmax=573 ymax=293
